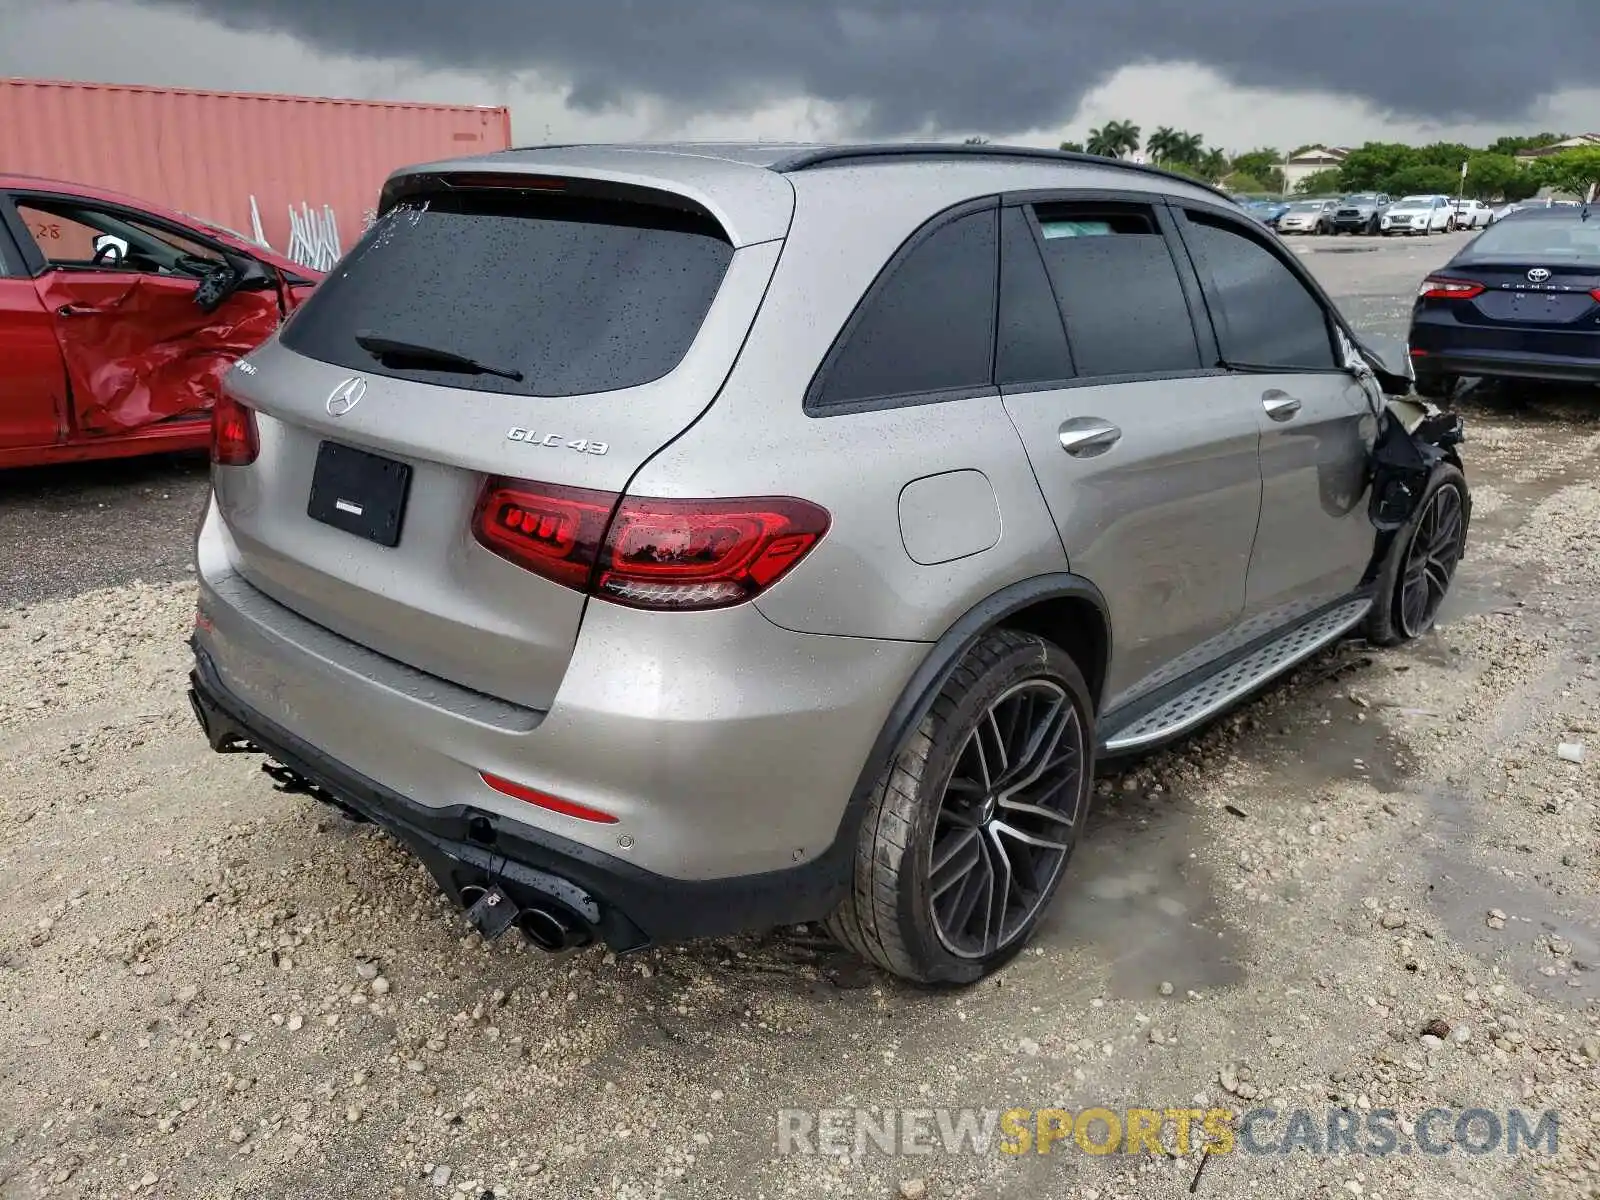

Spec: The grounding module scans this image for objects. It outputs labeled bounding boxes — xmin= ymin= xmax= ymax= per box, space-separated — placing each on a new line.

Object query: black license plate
xmin=307 ymin=441 xmax=412 ymax=548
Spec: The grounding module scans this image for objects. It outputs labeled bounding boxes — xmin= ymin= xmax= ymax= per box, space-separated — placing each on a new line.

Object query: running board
xmin=1099 ymin=598 xmax=1372 ymax=753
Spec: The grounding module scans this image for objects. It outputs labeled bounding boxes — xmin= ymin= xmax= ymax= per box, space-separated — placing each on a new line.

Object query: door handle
xmin=1058 ymin=417 xmax=1123 ymax=458
xmin=56 ymin=304 xmax=106 ymax=318
xmin=1262 ymin=390 xmax=1302 ymax=421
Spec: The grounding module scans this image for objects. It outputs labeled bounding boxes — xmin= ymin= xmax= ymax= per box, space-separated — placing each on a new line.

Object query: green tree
xmin=1385 ymin=164 xmax=1462 ymax=196
xmin=1147 ymin=126 xmax=1179 ymax=163
xmin=1462 ymin=153 xmax=1536 ymax=201
xmin=1087 ymin=120 xmax=1141 ymax=158
xmin=1336 ymin=143 xmax=1419 ymax=191
xmin=1536 ymin=147 xmax=1600 ymax=198
xmin=1197 ymin=146 xmax=1230 ymax=181
xmin=1294 ymin=168 xmax=1343 ymax=195
xmin=1230 ymin=148 xmax=1282 ymax=182
xmin=1058 ymin=139 xmax=1085 ymax=153
xmin=963 ymin=135 xmax=990 ymax=145
xmin=1486 ymin=133 xmax=1569 ymax=157
xmin=1223 ymin=173 xmax=1269 ymax=194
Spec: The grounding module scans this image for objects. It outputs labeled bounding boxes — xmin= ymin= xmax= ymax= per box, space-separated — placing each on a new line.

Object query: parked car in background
xmin=188 ymin=141 xmax=1465 ymax=985
xmin=1381 ymin=195 xmax=1453 ymax=236
xmin=1331 ymin=193 xmax=1391 ymax=235
xmin=1238 ymin=198 xmax=1290 ymax=230
xmin=0 ymin=175 xmax=321 ymax=469
xmin=1277 ymin=198 xmax=1339 ymax=235
xmin=1449 ymin=199 xmax=1492 ymax=230
xmin=1408 ymin=206 xmax=1600 ymax=400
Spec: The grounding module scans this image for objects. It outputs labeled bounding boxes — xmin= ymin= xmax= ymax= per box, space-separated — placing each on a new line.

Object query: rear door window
xmin=279 ymin=189 xmax=736 ymax=398
xmin=1028 ymin=202 xmax=1202 ymax=377
xmin=1178 ymin=211 xmax=1339 ymax=370
xmin=811 ymin=206 xmax=998 ymax=410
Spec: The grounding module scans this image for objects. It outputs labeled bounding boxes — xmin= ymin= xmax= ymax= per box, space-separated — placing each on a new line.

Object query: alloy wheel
xmin=928 ymin=680 xmax=1086 ymax=959
xmin=1399 ymin=483 xmax=1466 ymax=638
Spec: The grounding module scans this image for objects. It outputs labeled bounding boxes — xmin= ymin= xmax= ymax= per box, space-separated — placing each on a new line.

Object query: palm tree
xmin=1087 ymin=120 xmax=1141 ymax=159
xmin=1199 ymin=146 xmax=1231 ymax=182
xmin=1173 ymin=132 xmax=1205 ymax=166
xmin=1147 ymin=126 xmax=1178 ymax=163
xmin=1085 ymin=126 xmax=1117 ymax=158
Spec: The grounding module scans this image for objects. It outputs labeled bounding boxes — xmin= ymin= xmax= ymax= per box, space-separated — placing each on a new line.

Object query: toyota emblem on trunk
xmin=1527 ymin=268 xmax=1552 ymax=283
xmin=326 ymin=376 xmax=367 ymax=417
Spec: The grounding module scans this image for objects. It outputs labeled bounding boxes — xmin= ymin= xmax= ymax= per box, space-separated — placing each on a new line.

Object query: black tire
xmin=1366 ymin=464 xmax=1470 ymax=647
xmin=1367 ymin=217 xmax=1380 ymax=235
xmin=826 ymin=629 xmax=1095 ymax=986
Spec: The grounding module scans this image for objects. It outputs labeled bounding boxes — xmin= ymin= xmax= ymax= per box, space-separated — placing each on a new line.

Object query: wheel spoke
xmin=966 ymin=727 xmax=993 ymax=792
xmin=982 ymin=828 xmax=1012 ymax=955
xmin=996 ymin=699 xmax=1072 ymax=798
xmin=985 ymin=709 xmax=1010 ymax=780
xmin=992 ymin=820 xmax=1072 ymax=854
xmin=941 ymin=842 xmax=991 ymax=937
xmin=995 ymin=795 xmax=1078 ymax=828
xmin=930 ymin=827 xmax=982 ymax=899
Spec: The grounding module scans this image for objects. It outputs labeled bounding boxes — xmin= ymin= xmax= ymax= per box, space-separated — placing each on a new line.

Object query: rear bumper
xmin=189 ymin=648 xmax=856 ymax=950
xmin=1412 ymin=348 xmax=1600 ymax=385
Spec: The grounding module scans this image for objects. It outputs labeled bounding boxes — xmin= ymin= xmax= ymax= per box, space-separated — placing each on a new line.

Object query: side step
xmin=1099 ymin=598 xmax=1372 ymax=753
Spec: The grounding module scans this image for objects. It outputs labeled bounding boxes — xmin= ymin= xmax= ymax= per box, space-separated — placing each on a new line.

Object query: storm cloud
xmin=132 ymin=0 xmax=1597 ymax=137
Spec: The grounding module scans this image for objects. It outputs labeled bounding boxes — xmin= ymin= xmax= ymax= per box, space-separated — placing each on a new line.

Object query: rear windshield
xmin=1469 ymin=217 xmax=1600 ymax=258
xmin=279 ymin=190 xmax=734 ymax=397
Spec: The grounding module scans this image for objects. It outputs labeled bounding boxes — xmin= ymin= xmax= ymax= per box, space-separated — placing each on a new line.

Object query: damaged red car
xmin=0 ymin=175 xmax=321 ymax=468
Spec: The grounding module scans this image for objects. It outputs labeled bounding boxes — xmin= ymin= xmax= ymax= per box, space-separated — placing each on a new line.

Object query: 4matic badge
xmin=506 ymin=428 xmax=609 ymax=455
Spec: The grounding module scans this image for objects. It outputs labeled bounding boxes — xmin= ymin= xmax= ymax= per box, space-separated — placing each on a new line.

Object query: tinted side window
xmin=997 ymin=205 xmax=1072 ymax=386
xmin=1181 ymin=212 xmax=1338 ymax=370
xmin=815 ymin=208 xmax=997 ymax=408
xmin=1030 ymin=203 xmax=1201 ymax=377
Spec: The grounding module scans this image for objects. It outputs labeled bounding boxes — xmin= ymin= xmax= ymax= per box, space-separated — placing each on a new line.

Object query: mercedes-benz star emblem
xmin=1527 ymin=268 xmax=1552 ymax=283
xmin=326 ymin=376 xmax=367 ymax=417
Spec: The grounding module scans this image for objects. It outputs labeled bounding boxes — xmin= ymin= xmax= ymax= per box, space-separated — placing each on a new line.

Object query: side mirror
xmin=1354 ymin=332 xmax=1415 ymax=396
xmin=191 ymin=252 xmax=274 ymax=314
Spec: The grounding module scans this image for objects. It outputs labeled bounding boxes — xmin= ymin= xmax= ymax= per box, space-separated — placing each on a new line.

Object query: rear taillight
xmin=471 ymin=478 xmax=830 ymax=611
xmin=1418 ymin=277 xmax=1485 ymax=300
xmin=1590 ymin=288 xmax=1600 ymax=303
xmin=471 ymin=480 xmax=613 ymax=590
xmin=211 ymin=391 xmax=259 ymax=466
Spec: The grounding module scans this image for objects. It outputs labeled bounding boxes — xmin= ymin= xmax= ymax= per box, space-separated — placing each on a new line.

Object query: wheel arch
xmin=834 ymin=573 xmax=1110 ymax=821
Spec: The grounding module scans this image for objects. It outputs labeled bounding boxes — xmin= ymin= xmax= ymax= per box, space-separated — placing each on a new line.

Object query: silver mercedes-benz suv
xmin=187 ymin=142 xmax=1469 ymax=985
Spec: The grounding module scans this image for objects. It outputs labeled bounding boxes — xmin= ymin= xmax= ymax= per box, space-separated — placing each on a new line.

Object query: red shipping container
xmin=0 ymin=76 xmax=512 ymax=263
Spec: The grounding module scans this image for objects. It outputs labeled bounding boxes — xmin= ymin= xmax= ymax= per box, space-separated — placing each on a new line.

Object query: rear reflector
xmin=1418 ymin=277 xmax=1485 ymax=300
xmin=211 ymin=389 xmax=259 ymax=466
xmin=472 ymin=478 xmax=830 ymax=611
xmin=480 ymin=771 xmax=618 ymax=824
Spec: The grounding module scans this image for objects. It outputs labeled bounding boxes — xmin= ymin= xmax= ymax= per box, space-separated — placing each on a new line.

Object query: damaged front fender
xmin=1368 ymin=397 xmax=1466 ymax=533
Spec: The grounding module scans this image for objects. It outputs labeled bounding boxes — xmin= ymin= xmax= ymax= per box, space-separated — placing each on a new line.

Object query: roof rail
xmin=768 ymin=142 xmax=1236 ymax=201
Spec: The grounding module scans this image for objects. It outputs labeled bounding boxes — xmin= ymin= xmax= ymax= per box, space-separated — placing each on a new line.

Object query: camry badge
xmin=326 ymin=376 xmax=367 ymax=418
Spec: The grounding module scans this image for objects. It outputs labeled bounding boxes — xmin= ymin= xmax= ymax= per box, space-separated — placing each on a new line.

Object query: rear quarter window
xmin=279 ymin=189 xmax=735 ymax=397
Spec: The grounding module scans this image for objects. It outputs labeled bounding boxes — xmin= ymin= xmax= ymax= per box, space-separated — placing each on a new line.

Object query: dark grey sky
xmin=127 ymin=0 xmax=1597 ymax=136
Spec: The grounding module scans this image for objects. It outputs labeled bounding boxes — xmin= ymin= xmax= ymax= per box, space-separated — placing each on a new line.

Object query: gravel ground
xmin=2 ymin=233 xmax=1599 ymax=1199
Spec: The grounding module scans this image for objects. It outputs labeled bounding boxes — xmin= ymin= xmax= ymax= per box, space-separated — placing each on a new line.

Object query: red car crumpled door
xmin=35 ymin=271 xmax=278 ymax=435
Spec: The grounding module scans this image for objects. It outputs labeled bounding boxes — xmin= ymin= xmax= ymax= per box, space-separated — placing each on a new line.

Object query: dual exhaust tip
xmin=459 ymin=884 xmax=591 ymax=953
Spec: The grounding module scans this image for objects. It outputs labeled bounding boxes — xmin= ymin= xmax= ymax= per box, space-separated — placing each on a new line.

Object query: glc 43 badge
xmin=506 ymin=428 xmax=608 ymax=455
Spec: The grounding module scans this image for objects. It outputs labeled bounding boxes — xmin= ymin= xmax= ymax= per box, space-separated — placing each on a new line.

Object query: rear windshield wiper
xmin=354 ymin=331 xmax=524 ymax=382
